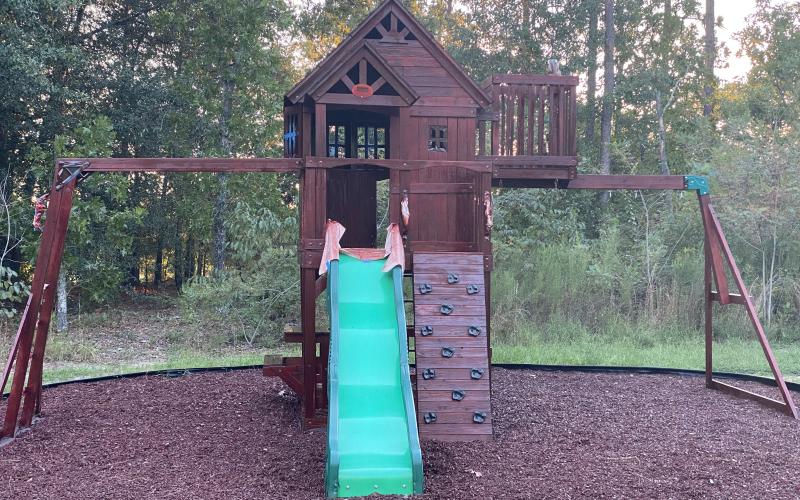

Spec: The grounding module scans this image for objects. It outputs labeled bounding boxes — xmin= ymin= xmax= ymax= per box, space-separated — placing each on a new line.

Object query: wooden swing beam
xmin=0 ymin=159 xmax=795 ymax=442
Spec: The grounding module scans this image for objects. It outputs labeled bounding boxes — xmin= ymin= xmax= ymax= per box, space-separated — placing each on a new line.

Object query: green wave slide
xmin=325 ymin=253 xmax=424 ymax=498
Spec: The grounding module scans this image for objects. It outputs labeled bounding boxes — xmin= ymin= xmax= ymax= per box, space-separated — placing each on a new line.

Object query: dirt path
xmin=0 ymin=368 xmax=798 ymax=499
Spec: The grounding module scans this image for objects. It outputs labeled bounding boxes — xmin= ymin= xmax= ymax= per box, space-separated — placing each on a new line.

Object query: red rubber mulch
xmin=0 ymin=368 xmax=798 ymax=499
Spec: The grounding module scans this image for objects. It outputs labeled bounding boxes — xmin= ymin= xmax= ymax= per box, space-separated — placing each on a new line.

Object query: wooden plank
xmin=565 ymin=175 xmax=687 ymax=190
xmin=403 ymin=76 xmax=463 ymax=88
xmin=413 ymin=252 xmax=484 ymax=265
xmin=491 ymin=74 xmax=579 ymax=85
xmin=415 ymin=337 xmax=487 ymax=349
xmin=527 ymin=86 xmax=536 ymax=155
xmin=410 ymin=241 xmax=478 ymax=252
xmin=399 ymin=66 xmax=452 ymax=78
xmin=494 ymin=167 xmax=575 ymax=181
xmin=704 ymin=241 xmax=713 ymax=387
xmin=710 ymin=379 xmax=790 ymax=414
xmin=504 ymin=88 xmax=514 ymax=155
xmin=415 ymin=357 xmax=488 ymax=369
xmin=413 ymin=367 xmax=487 ymax=380
xmin=417 ymin=410 xmax=491 ymax=424
xmin=411 ymin=325 xmax=487 ymax=337
xmin=407 ymin=182 xmax=474 ymax=194
xmin=569 ymin=86 xmax=577 ymax=155
xmin=699 ymin=196 xmax=730 ymax=304
xmin=419 ymin=424 xmax=492 ymax=435
xmin=416 ymin=389 xmax=490 ymax=402
xmin=411 ymin=262 xmax=486 ymax=274
xmin=516 ymin=90 xmax=525 ymax=155
xmin=316 ymin=93 xmax=408 ymax=107
xmin=538 ymin=85 xmax=546 ymax=154
xmin=301 ymin=268 xmax=318 ymax=419
xmin=478 ymin=120 xmax=486 ymax=156
xmin=416 ymin=379 xmax=489 ymax=391
xmin=413 ymin=273 xmax=485 ymax=284
xmin=381 ymin=56 xmax=443 ymax=68
xmin=414 ymin=96 xmax=478 ymax=107
xmin=413 ymin=86 xmax=473 ymax=97
xmin=415 ymin=304 xmax=486 ymax=316
xmin=410 ymin=106 xmax=477 ymax=118
xmin=78 ymin=157 xmax=302 ymax=173
xmin=419 ymin=433 xmax=493 ymax=442
xmin=417 ymin=347 xmax=489 ymax=358
xmin=0 ymin=295 xmax=32 ymax=396
xmin=415 ymin=399 xmax=489 ymax=412
xmin=314 ymin=103 xmax=326 ymax=157
xmin=413 ymin=294 xmax=486 ymax=305
xmin=483 ymin=155 xmax=578 ymax=167
xmin=710 ymin=291 xmax=747 ymax=305
xmin=304 ymin=157 xmax=492 ymax=173
xmin=548 ymin=85 xmax=557 ymax=154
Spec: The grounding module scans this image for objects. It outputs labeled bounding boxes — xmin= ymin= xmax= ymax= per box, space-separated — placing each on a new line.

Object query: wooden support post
xmin=20 ymin=178 xmax=76 ymax=426
xmin=1 ymin=175 xmax=74 ymax=438
xmin=314 ymin=103 xmax=326 ymax=157
xmin=301 ymin=268 xmax=317 ymax=420
xmin=703 ymin=234 xmax=713 ymax=388
xmin=702 ymin=199 xmax=798 ymax=418
xmin=698 ymin=195 xmax=730 ymax=304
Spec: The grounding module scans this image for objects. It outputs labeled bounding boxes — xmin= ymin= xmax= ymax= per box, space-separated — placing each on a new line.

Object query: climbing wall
xmin=412 ymin=252 xmax=492 ymax=441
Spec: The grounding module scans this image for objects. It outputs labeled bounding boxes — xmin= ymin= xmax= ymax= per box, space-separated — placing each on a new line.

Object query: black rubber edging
xmin=7 ymin=362 xmax=800 ymax=397
xmin=493 ymin=363 xmax=800 ymax=393
xmin=3 ymin=364 xmax=263 ymax=398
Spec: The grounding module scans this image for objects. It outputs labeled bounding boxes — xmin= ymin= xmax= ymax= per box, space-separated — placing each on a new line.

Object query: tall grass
xmin=491 ymin=231 xmax=800 ymax=377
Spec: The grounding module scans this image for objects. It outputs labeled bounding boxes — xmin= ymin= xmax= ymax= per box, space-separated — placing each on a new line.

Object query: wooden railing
xmin=477 ymin=74 xmax=577 ymax=169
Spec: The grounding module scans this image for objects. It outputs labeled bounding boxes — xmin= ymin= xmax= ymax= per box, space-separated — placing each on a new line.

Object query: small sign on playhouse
xmin=352 ymin=83 xmax=373 ymax=98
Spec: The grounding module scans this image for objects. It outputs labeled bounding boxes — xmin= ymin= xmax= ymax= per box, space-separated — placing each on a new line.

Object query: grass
xmin=39 ymin=349 xmax=286 ymax=385
xmin=2 ymin=298 xmax=799 ymax=388
xmin=492 ymin=318 xmax=800 ymax=383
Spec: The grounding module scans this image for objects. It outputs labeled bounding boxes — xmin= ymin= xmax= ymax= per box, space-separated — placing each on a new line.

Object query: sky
xmin=713 ymin=0 xmax=792 ymax=82
xmin=716 ymin=1 xmax=757 ymax=82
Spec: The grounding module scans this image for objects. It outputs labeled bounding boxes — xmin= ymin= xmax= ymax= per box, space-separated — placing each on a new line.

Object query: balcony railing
xmin=477 ymin=74 xmax=577 ymax=175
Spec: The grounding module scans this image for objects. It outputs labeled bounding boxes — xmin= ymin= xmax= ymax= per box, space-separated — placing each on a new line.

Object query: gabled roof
xmin=307 ymin=42 xmax=418 ymax=105
xmin=286 ymin=0 xmax=490 ymax=107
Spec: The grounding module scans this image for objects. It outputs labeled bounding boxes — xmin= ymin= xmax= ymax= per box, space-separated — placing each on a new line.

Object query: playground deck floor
xmin=0 ymin=368 xmax=798 ymax=499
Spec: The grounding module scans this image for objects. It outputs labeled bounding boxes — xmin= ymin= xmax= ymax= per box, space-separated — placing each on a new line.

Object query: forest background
xmin=2 ymin=0 xmax=800 ymax=381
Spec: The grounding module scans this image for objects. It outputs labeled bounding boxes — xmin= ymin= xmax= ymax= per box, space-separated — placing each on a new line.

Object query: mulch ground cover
xmin=1 ymin=368 xmax=798 ymax=499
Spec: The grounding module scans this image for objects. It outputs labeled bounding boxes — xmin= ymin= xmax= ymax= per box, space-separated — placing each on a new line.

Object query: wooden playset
xmin=1 ymin=0 xmax=796 ymax=496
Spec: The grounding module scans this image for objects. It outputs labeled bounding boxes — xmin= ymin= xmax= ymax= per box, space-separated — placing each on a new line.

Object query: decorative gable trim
xmin=286 ymin=0 xmax=489 ymax=107
xmin=308 ymin=42 xmax=418 ymax=106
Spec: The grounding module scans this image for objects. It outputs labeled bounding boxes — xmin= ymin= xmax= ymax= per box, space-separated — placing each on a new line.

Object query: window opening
xmin=428 ymin=125 xmax=447 ymax=152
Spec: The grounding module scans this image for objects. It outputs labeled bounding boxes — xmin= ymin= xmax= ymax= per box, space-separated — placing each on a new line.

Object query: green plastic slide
xmin=325 ymin=253 xmax=424 ymax=498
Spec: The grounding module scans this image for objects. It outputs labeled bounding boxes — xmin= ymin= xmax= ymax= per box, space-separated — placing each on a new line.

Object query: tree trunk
xmin=56 ymin=267 xmax=68 ymax=332
xmin=184 ymin=235 xmax=195 ymax=280
xmin=655 ymin=91 xmax=673 ymax=215
xmin=585 ymin=0 xmax=599 ymax=144
xmin=703 ymin=0 xmax=715 ymax=117
xmin=212 ymin=77 xmax=234 ymax=274
xmin=599 ymin=0 xmax=616 ymax=206
xmin=174 ymin=221 xmax=183 ymax=293
xmin=154 ymin=177 xmax=168 ymax=288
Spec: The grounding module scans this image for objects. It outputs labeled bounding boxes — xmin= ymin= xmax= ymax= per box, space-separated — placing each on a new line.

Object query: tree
xmin=703 ymin=0 xmax=715 ymax=118
xmin=599 ymin=0 xmax=616 ymax=205
xmin=585 ymin=0 xmax=601 ymax=145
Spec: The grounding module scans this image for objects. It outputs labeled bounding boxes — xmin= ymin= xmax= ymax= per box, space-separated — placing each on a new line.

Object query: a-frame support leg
xmin=698 ymin=193 xmax=798 ymax=418
xmin=1 ymin=168 xmax=77 ymax=438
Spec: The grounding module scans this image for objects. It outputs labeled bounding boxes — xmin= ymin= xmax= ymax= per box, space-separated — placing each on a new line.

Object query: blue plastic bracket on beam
xmin=684 ymin=175 xmax=710 ymax=195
